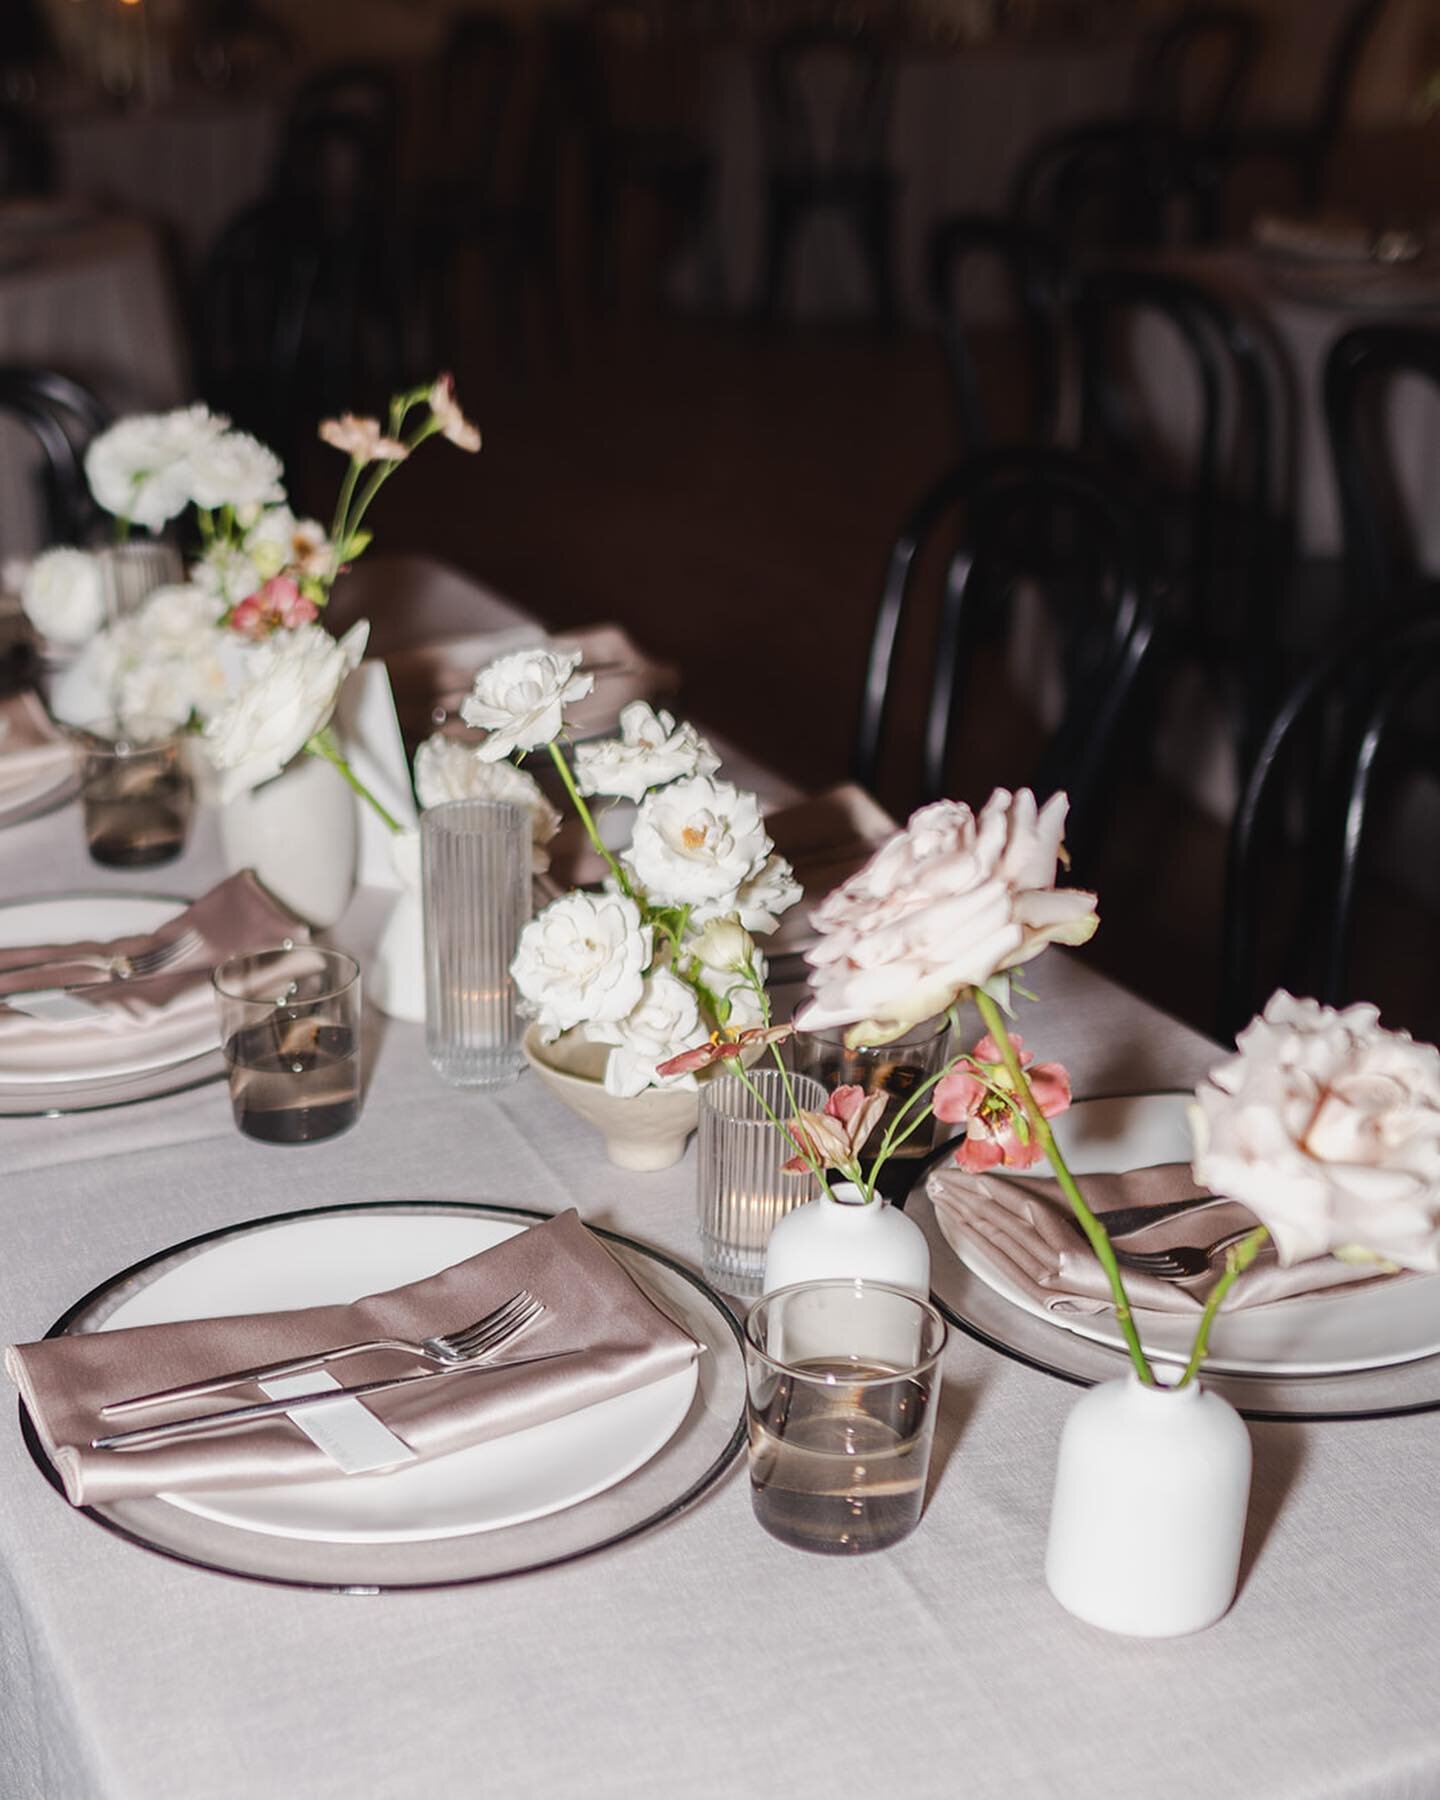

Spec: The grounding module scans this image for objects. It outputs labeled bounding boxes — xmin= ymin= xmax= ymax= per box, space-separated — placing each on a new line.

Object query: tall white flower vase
xmin=1045 ymin=1373 xmax=1252 ymax=1637
xmin=762 ymin=1182 xmax=931 ymax=1299
xmin=217 ymin=754 xmax=358 ymax=929
xmin=370 ymin=829 xmax=425 ymax=1022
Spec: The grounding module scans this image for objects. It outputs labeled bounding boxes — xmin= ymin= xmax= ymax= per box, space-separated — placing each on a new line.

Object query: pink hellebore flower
xmin=319 ymin=413 xmax=410 ymax=464
xmin=655 ymin=1022 xmax=793 ymax=1079
xmin=428 ymin=374 xmax=482 ymax=452
xmin=783 ymin=1083 xmax=889 ymax=1173
xmin=228 ymin=576 xmax=319 ymax=639
xmin=934 ymin=1033 xmax=1072 ymax=1172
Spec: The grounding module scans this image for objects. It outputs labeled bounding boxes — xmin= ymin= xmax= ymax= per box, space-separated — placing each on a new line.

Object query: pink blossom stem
xmin=974 ymin=989 xmax=1155 ymax=1385
xmin=1178 ymin=1226 xmax=1269 ymax=1387
xmin=731 ymin=1055 xmax=835 ymax=1201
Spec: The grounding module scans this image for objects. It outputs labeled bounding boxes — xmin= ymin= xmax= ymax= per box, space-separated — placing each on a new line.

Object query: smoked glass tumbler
xmin=421 ymin=798 xmax=531 ymax=1089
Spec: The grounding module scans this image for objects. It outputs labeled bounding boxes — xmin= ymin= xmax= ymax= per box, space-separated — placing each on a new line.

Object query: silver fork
xmin=0 ymin=927 xmax=205 ymax=990
xmin=98 ymin=1290 xmax=544 ymax=1417
xmin=1113 ymin=1229 xmax=1257 ymax=1282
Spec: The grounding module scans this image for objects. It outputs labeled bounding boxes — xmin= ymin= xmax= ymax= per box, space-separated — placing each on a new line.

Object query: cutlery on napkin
xmin=7 ymin=1210 xmax=701 ymax=1506
xmin=928 ymin=1161 xmax=1400 ymax=1314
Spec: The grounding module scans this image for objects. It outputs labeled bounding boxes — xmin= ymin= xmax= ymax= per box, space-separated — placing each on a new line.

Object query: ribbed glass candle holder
xmin=421 ymin=798 xmax=531 ymax=1089
xmin=697 ymin=1068 xmax=825 ymax=1297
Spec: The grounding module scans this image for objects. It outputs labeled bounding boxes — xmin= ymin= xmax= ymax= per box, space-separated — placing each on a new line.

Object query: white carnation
xmin=574 ymin=702 xmax=719 ymax=803
xmin=460 ymin=648 xmax=595 ymax=761
xmin=511 ymin=890 xmax=651 ymax=1043
xmin=413 ymin=736 xmax=561 ymax=871
xmin=589 ymin=968 xmax=704 ymax=1098
xmin=184 ymin=428 xmax=285 ymax=512
xmin=20 ymin=547 xmax=105 ymax=646
xmin=84 ymin=405 xmax=227 ymax=532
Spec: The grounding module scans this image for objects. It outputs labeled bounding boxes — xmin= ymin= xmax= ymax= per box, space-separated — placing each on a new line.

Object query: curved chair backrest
xmin=761 ymin=25 xmax=893 ymax=174
xmin=1314 ymin=0 xmax=1391 ymax=158
xmin=1012 ymin=120 xmax=1197 ymax=258
xmin=0 ymin=101 xmax=53 ymax=198
xmin=927 ymin=215 xmax=1063 ymax=453
xmin=1135 ymin=5 xmax=1262 ymax=139
xmin=274 ymin=62 xmax=400 ymax=202
xmin=434 ymin=12 xmax=524 ymax=189
xmin=1220 ymin=614 xmax=1440 ymax=1038
xmin=1324 ymin=322 xmax=1440 ymax=618
xmin=853 ymin=448 xmax=1160 ymax=869
xmin=0 ymin=366 xmax=111 ymax=545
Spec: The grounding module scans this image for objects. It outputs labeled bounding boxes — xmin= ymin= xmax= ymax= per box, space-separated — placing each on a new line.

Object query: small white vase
xmin=217 ymin=754 xmax=358 ymax=929
xmin=762 ymin=1181 xmax=931 ymax=1298
xmin=369 ymin=829 xmax=424 ymax=1021
xmin=1045 ymin=1373 xmax=1252 ymax=1637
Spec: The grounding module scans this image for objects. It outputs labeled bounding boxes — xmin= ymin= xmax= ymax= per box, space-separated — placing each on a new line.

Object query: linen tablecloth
xmin=1 ymin=577 xmax=1437 ymax=1800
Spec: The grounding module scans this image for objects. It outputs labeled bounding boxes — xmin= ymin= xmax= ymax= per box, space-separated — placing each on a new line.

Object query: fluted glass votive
xmin=697 ymin=1068 xmax=825 ymax=1297
xmin=421 ymin=798 xmax=531 ymax=1090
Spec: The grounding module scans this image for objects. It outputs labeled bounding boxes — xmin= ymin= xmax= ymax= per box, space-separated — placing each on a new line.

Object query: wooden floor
xmin=294 ymin=309 xmax=1439 ymax=1050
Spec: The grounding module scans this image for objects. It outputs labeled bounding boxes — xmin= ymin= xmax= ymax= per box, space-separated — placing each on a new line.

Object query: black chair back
xmin=1313 ymin=0 xmax=1392 ymax=171
xmin=853 ymin=449 xmax=1161 ymax=867
xmin=1220 ymin=615 xmax=1440 ymax=1038
xmin=1012 ymin=121 xmax=1206 ymax=259
xmin=433 ymin=13 xmax=523 ymax=192
xmin=1324 ymin=322 xmax=1440 ymax=620
xmin=1135 ymin=6 xmax=1261 ymax=138
xmin=0 ymin=366 xmax=110 ymax=545
xmin=0 ymin=101 xmax=52 ymax=197
xmin=927 ymin=215 xmax=1062 ymax=453
xmin=761 ymin=25 xmax=893 ymax=176
xmin=274 ymin=62 xmax=400 ymax=203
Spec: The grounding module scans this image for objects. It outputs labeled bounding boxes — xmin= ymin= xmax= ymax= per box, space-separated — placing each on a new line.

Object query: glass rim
xmin=70 ymin=716 xmax=184 ymax=750
xmin=799 ymin=1016 xmax=950 ymax=1051
xmin=743 ymin=1278 xmax=949 ymax=1385
xmin=211 ymin=944 xmax=359 ymax=1005
xmin=420 ymin=797 xmax=530 ymax=833
xmin=698 ymin=1067 xmax=827 ymax=1117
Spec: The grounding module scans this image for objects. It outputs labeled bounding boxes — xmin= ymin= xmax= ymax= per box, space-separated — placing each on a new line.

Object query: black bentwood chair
xmin=1218 ymin=615 xmax=1440 ymax=1041
xmin=852 ymin=449 xmax=1162 ymax=871
xmin=1324 ymin=323 xmax=1440 ymax=623
xmin=0 ymin=366 xmax=111 ymax=546
xmin=1134 ymin=6 xmax=1262 ymax=141
xmin=926 ymin=215 xmax=1064 ymax=454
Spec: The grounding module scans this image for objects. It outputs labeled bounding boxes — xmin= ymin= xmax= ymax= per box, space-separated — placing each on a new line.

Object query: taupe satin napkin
xmin=0 ymin=871 xmax=307 ymax=1078
xmin=929 ymin=1162 xmax=1396 ymax=1314
xmin=0 ymin=690 xmax=74 ymax=807
xmin=7 ymin=1210 xmax=700 ymax=1506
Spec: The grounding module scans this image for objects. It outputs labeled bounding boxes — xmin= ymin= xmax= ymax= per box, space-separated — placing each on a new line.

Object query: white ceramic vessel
xmin=1045 ymin=1372 xmax=1252 ymax=1637
xmin=762 ymin=1181 xmax=931 ymax=1299
xmin=521 ymin=1024 xmax=699 ymax=1172
xmin=369 ymin=829 xmax=424 ymax=1022
xmin=218 ymin=754 xmax=357 ymax=929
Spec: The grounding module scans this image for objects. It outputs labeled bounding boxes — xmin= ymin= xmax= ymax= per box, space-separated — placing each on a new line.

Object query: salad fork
xmin=1111 ymin=1228 xmax=1257 ymax=1283
xmin=0 ymin=927 xmax=205 ymax=990
xmin=99 ymin=1290 xmax=545 ymax=1417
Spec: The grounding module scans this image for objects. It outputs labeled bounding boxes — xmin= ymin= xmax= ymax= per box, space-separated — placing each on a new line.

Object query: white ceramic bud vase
xmin=1045 ymin=1372 xmax=1252 ymax=1637
xmin=217 ymin=754 xmax=357 ymax=929
xmin=761 ymin=1181 xmax=931 ymax=1298
xmin=370 ymin=829 xmax=424 ymax=1021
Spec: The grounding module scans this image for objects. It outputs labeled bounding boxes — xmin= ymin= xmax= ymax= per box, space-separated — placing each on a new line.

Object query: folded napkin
xmin=0 ymin=871 xmax=307 ymax=1079
xmin=0 ymin=690 xmax=74 ymax=811
xmin=929 ymin=1161 xmax=1397 ymax=1315
xmin=8 ymin=1209 xmax=700 ymax=1506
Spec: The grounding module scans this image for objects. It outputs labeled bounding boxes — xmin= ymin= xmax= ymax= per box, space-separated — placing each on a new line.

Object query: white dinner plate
xmin=0 ymin=893 xmax=219 ymax=1085
xmin=0 ymin=759 xmax=79 ymax=830
xmin=939 ymin=1094 xmax=1440 ymax=1378
xmin=98 ymin=1212 xmax=699 ymax=1545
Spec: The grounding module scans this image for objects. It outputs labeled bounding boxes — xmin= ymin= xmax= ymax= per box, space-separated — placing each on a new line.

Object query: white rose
xmin=1191 ymin=991 xmax=1440 ymax=1271
xmin=412 ymin=736 xmax=561 ymax=871
xmin=511 ymin=890 xmax=651 ymax=1043
xmin=626 ymin=775 xmax=771 ymax=907
xmin=202 ymin=621 xmax=368 ymax=801
xmin=692 ymin=851 xmax=802 ymax=935
xmin=20 ymin=547 xmax=105 ymax=646
xmin=574 ymin=702 xmax=719 ymax=803
xmin=589 ymin=968 xmax=704 ymax=1097
xmin=84 ymin=405 xmax=227 ymax=531
xmin=184 ymin=429 xmax=285 ymax=512
xmin=798 ymin=788 xmax=1098 ymax=1044
xmin=460 ymin=648 xmax=595 ymax=761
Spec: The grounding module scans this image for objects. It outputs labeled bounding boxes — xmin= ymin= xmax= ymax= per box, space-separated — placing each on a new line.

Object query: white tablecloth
xmin=1 ymin=580 xmax=1438 ymax=1800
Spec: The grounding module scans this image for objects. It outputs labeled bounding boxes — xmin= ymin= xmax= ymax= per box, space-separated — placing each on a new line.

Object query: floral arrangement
xmin=439 ymin=646 xmax=802 ymax=1098
xmin=657 ymin=785 xmax=1440 ymax=1388
xmin=21 ymin=378 xmax=480 ymax=825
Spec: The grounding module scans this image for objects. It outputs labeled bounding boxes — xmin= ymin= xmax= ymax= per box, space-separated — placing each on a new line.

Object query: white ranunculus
xmin=460 ymin=648 xmax=595 ymax=761
xmin=625 ymin=775 xmax=771 ymax=908
xmin=573 ymin=702 xmax=720 ymax=803
xmin=511 ymin=890 xmax=651 ymax=1043
xmin=798 ymin=789 xmax=1098 ymax=1045
xmin=589 ymin=968 xmax=704 ymax=1097
xmin=84 ymin=405 xmax=227 ymax=532
xmin=184 ymin=429 xmax=286 ymax=512
xmin=19 ymin=547 xmax=105 ymax=646
xmin=1191 ymin=991 xmax=1440 ymax=1271
xmin=202 ymin=621 xmax=368 ymax=801
xmin=412 ymin=736 xmax=561 ymax=871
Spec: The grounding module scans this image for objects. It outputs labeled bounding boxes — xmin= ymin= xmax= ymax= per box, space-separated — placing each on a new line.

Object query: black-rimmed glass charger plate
xmin=20 ymin=1201 xmax=747 ymax=1590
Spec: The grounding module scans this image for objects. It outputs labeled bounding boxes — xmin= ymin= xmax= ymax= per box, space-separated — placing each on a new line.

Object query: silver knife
xmin=91 ymin=1349 xmax=579 ymax=1451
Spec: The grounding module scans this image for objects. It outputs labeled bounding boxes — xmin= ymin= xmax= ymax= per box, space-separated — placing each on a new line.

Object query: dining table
xmin=2 ymin=566 xmax=1438 ymax=1800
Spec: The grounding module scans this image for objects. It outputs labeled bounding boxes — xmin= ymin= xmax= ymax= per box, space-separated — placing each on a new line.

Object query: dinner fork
xmin=0 ymin=927 xmax=205 ymax=989
xmin=98 ymin=1290 xmax=544 ymax=1417
xmin=1112 ymin=1228 xmax=1257 ymax=1282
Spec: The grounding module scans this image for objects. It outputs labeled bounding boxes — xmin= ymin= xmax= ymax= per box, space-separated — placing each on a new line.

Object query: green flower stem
xmin=864 ymin=1055 xmax=966 ymax=1199
xmin=306 ymin=729 xmax=404 ymax=835
xmin=1178 ymin=1226 xmax=1269 ymax=1387
xmin=546 ymin=741 xmax=634 ymax=898
xmin=731 ymin=1055 xmax=836 ymax=1202
xmin=975 ymin=988 xmax=1155 ymax=1385
xmin=327 ymin=458 xmax=363 ymax=586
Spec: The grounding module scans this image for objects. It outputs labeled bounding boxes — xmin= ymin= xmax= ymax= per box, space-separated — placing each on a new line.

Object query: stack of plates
xmin=0 ymin=893 xmax=224 ymax=1116
xmin=911 ymin=1093 xmax=1440 ymax=1420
